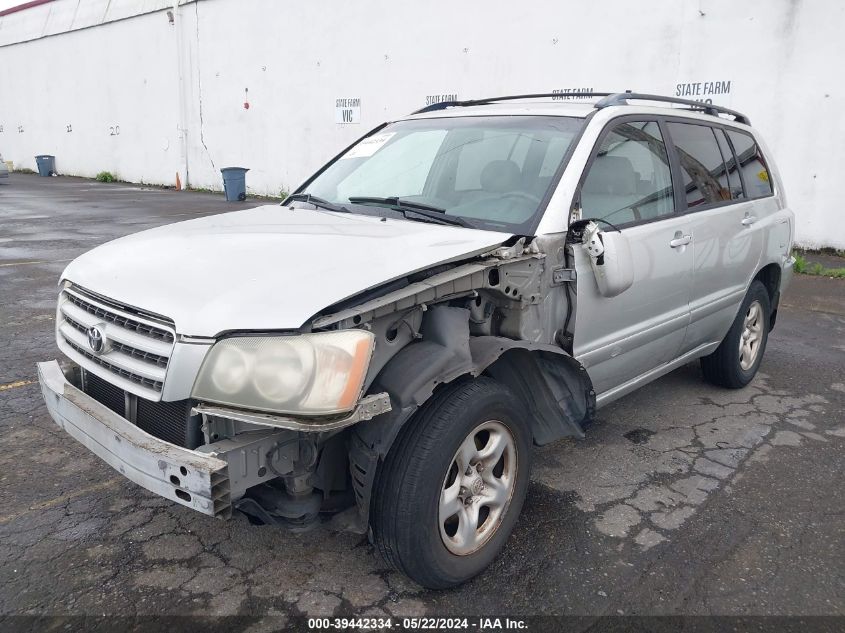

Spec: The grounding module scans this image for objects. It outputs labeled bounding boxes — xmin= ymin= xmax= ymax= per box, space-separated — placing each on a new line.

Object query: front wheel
xmin=372 ymin=378 xmax=531 ymax=589
xmin=701 ymin=280 xmax=771 ymax=389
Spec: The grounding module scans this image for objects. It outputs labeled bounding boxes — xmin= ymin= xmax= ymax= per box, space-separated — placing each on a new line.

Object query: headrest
xmin=583 ymin=156 xmax=637 ymax=195
xmin=480 ymin=160 xmax=522 ymax=193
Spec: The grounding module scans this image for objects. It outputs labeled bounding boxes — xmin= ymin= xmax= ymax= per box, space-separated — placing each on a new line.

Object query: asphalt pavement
xmin=1 ymin=174 xmax=843 ymax=626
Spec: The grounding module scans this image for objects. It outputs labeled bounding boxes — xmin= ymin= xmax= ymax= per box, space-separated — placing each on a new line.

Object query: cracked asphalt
xmin=1 ymin=174 xmax=843 ymax=622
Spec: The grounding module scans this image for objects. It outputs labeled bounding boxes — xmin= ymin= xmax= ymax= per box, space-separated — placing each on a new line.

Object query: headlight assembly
xmin=192 ymin=330 xmax=375 ymax=416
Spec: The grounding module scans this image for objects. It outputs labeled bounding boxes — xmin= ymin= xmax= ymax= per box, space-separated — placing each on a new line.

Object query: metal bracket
xmin=192 ymin=392 xmax=392 ymax=433
xmin=552 ymin=267 xmax=577 ymax=285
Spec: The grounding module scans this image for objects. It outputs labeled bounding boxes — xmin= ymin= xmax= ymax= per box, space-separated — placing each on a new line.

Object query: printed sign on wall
xmin=335 ymin=98 xmax=361 ymax=124
xmin=424 ymin=94 xmax=458 ymax=107
xmin=674 ymin=80 xmax=732 ymax=106
xmin=551 ymin=88 xmax=594 ymax=100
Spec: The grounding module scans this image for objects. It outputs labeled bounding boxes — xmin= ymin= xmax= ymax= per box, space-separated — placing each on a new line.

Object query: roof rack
xmin=412 ymin=92 xmax=613 ymax=114
xmin=594 ymin=92 xmax=750 ymax=125
xmin=412 ymin=91 xmax=750 ymax=125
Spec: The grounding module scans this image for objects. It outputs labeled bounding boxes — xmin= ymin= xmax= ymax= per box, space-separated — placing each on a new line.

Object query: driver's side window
xmin=581 ymin=121 xmax=674 ymax=225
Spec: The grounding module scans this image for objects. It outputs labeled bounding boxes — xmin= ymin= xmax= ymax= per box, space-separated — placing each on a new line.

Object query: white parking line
xmin=0 ymin=259 xmax=73 ymax=267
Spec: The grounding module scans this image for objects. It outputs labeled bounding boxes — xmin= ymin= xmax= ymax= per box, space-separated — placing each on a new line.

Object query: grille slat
xmin=64 ymin=291 xmax=174 ymax=343
xmin=57 ymin=285 xmax=175 ymax=398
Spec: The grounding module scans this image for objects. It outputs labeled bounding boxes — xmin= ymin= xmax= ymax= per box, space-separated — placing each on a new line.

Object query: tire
xmin=372 ymin=377 xmax=531 ymax=589
xmin=701 ymin=280 xmax=771 ymax=389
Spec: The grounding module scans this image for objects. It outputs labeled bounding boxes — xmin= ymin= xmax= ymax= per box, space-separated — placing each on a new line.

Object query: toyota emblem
xmin=86 ymin=325 xmax=106 ymax=354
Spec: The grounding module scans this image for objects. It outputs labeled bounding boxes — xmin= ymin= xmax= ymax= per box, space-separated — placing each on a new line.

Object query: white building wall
xmin=1 ymin=0 xmax=843 ymax=249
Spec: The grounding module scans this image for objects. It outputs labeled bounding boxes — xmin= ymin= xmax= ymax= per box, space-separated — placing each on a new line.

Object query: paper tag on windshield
xmin=341 ymin=133 xmax=396 ymax=159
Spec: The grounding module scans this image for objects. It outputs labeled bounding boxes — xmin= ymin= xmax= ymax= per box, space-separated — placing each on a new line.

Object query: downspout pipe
xmin=173 ymin=0 xmax=189 ymax=189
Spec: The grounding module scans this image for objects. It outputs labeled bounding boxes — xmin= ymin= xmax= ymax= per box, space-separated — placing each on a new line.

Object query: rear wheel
xmin=701 ymin=280 xmax=771 ymax=389
xmin=372 ymin=377 xmax=531 ymax=588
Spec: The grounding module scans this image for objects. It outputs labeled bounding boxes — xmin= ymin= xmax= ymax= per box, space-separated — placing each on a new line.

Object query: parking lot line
xmin=0 ymin=478 xmax=122 ymax=525
xmin=0 ymin=379 xmax=35 ymax=391
xmin=0 ymin=259 xmax=73 ymax=267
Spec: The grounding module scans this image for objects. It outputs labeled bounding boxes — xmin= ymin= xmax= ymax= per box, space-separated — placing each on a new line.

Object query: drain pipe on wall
xmin=172 ymin=0 xmax=190 ymax=190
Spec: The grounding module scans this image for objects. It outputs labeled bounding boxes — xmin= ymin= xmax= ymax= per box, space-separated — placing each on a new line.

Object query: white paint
xmin=0 ymin=0 xmax=843 ymax=248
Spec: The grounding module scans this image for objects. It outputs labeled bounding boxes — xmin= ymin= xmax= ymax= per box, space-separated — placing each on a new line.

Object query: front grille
xmin=57 ymin=285 xmax=175 ymax=399
xmin=83 ymin=371 xmax=201 ymax=449
xmin=64 ymin=291 xmax=174 ymax=343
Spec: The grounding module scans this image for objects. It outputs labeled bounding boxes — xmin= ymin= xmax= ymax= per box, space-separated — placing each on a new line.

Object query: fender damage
xmin=308 ymin=237 xmax=595 ymax=528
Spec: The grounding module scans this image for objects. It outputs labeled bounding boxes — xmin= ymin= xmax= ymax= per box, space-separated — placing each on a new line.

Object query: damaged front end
xmin=307 ymin=236 xmax=596 ymax=528
xmin=38 ymin=235 xmax=594 ymax=534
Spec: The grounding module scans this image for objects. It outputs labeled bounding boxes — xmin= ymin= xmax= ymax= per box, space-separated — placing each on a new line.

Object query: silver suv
xmin=38 ymin=92 xmax=794 ymax=588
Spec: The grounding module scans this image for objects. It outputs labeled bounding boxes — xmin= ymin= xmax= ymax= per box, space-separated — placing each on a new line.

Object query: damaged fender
xmin=348 ymin=304 xmax=595 ymax=526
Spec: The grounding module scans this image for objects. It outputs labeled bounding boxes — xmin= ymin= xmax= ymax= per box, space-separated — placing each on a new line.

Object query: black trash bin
xmin=221 ymin=167 xmax=249 ymax=202
xmin=35 ymin=155 xmax=56 ymax=177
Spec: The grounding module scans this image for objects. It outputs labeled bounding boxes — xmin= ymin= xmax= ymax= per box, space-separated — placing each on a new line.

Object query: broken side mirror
xmin=581 ymin=221 xmax=634 ymax=298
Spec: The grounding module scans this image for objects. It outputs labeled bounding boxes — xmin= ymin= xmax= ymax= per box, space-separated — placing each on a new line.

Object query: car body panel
xmin=572 ymin=216 xmax=694 ymax=394
xmin=61 ymin=204 xmax=511 ymax=336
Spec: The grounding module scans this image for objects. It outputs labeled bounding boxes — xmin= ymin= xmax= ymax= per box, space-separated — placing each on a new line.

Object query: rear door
xmin=571 ymin=118 xmax=693 ymax=395
xmin=665 ymin=121 xmax=768 ymax=353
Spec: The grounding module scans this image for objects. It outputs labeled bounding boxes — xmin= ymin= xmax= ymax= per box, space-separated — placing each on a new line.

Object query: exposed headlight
xmin=192 ymin=331 xmax=375 ymax=416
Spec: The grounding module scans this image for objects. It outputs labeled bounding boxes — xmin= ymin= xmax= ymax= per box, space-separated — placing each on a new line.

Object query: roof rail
xmin=596 ymin=92 xmax=750 ymax=125
xmin=411 ymin=91 xmax=750 ymax=125
xmin=412 ymin=92 xmax=614 ymax=115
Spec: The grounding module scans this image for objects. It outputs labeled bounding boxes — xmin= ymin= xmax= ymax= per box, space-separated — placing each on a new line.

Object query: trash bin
xmin=220 ymin=167 xmax=249 ymax=202
xmin=35 ymin=155 xmax=56 ymax=177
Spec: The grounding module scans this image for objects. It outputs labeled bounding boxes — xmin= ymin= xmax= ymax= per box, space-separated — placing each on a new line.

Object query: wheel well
xmin=754 ymin=263 xmax=781 ymax=304
xmin=754 ymin=263 xmax=781 ymax=329
xmin=482 ymin=348 xmax=594 ymax=445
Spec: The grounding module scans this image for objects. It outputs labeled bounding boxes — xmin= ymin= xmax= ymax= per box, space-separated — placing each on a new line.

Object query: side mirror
xmin=581 ymin=222 xmax=634 ymax=297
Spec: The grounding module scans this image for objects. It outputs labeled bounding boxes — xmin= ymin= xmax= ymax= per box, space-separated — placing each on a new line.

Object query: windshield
xmin=303 ymin=115 xmax=584 ymax=233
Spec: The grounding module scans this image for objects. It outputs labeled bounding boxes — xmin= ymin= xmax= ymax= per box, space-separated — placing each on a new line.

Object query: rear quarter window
xmin=726 ymin=129 xmax=774 ymax=199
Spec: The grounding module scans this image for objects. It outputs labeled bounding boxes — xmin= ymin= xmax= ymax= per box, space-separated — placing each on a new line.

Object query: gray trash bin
xmin=36 ymin=155 xmax=56 ymax=177
xmin=221 ymin=167 xmax=249 ymax=202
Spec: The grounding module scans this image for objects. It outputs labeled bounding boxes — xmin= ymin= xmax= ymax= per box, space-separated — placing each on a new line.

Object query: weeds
xmin=95 ymin=171 xmax=117 ymax=183
xmin=792 ymin=251 xmax=845 ymax=278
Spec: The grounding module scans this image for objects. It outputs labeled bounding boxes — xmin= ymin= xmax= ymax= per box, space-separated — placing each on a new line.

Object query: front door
xmin=570 ymin=118 xmax=693 ymax=395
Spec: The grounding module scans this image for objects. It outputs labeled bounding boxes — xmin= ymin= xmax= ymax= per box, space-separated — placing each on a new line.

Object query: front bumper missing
xmin=37 ymin=360 xmax=232 ymax=518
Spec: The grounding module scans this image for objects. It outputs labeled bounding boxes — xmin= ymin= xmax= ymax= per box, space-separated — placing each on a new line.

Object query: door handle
xmin=741 ymin=215 xmax=758 ymax=226
xmin=670 ymin=234 xmax=691 ymax=248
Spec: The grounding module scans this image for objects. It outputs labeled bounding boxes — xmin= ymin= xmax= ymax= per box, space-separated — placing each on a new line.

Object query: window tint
xmin=667 ymin=122 xmax=732 ymax=208
xmin=581 ymin=121 xmax=674 ymax=225
xmin=714 ymin=129 xmax=744 ymax=200
xmin=726 ymin=130 xmax=774 ymax=198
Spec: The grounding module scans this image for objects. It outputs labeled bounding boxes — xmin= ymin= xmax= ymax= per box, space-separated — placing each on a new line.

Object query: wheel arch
xmin=754 ymin=262 xmax=782 ymax=329
xmin=349 ymin=305 xmax=595 ymax=529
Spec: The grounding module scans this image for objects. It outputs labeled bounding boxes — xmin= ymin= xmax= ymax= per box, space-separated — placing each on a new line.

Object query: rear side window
xmin=714 ymin=129 xmax=744 ymax=200
xmin=666 ymin=122 xmax=732 ymax=209
xmin=580 ymin=121 xmax=674 ymax=225
xmin=726 ymin=130 xmax=774 ymax=199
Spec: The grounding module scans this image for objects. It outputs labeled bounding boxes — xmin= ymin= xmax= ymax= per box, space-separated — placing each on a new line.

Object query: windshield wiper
xmin=286 ymin=193 xmax=351 ymax=214
xmin=347 ymin=196 xmax=473 ymax=228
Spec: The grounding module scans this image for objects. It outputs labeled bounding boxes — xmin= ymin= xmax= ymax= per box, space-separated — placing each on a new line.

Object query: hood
xmin=62 ymin=205 xmax=511 ymax=336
